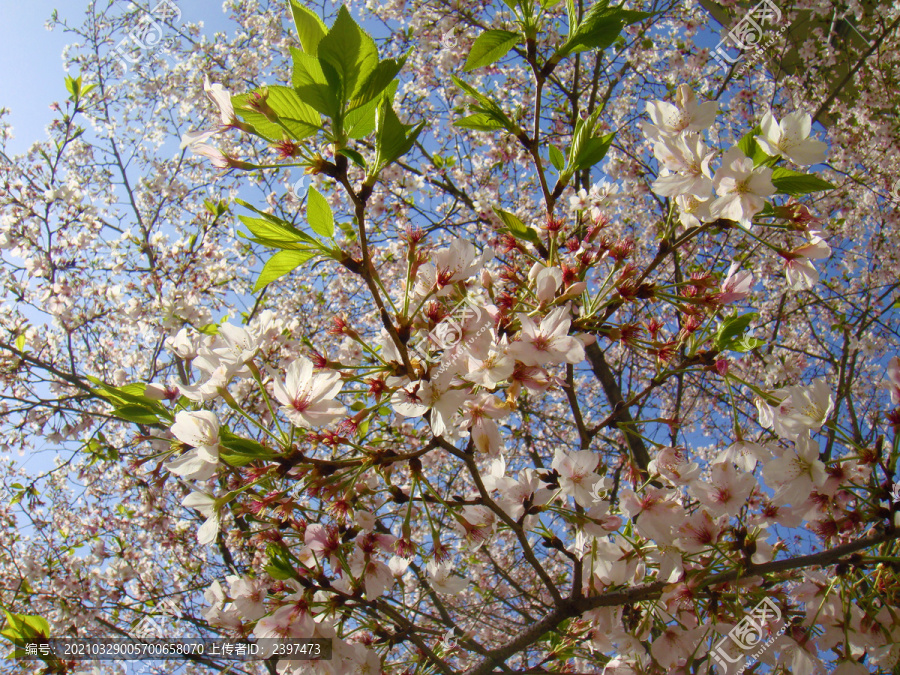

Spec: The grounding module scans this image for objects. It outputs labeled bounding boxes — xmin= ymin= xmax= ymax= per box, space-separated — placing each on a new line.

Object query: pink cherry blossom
xmin=718 ymin=262 xmax=753 ymax=304
xmin=507 ymin=306 xmax=585 ymax=366
xmin=551 ymin=448 xmax=601 ymax=508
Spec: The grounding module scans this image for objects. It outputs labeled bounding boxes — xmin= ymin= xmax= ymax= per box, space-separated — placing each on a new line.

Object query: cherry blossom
xmin=763 ymin=434 xmax=828 ymax=505
xmin=717 ymin=262 xmax=754 ymax=304
xmin=690 ymin=461 xmax=755 ymax=516
xmin=644 ymin=84 xmax=717 ymax=139
xmin=551 ymin=448 xmax=602 ymax=508
xmin=756 ymin=111 xmax=828 ymax=166
xmin=781 ymin=235 xmax=832 ymax=290
xmin=2 ymin=2 xmax=899 ymax=673
xmin=507 ymin=306 xmax=586 ymax=366
xmin=271 ymin=357 xmax=346 ymax=428
xmin=164 ymin=411 xmax=220 ymax=480
xmin=885 ymin=356 xmax=900 ymax=404
xmin=650 ymin=133 xmax=716 ymax=199
xmin=709 ymin=145 xmax=776 ymax=226
xmin=181 ymin=491 xmax=220 ymax=545
xmin=426 ymin=560 xmax=468 ymax=594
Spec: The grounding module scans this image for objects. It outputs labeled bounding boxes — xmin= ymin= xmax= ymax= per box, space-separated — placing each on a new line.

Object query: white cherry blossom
xmin=272 ymin=357 xmax=346 ymax=428
xmin=756 ymin=111 xmax=828 ymax=166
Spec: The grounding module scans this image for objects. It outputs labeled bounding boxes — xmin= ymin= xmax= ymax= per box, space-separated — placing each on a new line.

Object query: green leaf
xmin=243 ymin=236 xmax=319 ymax=251
xmin=233 ymin=85 xmax=320 ymax=141
xmin=371 ymin=98 xmax=424 ymax=173
xmin=86 ymin=378 xmax=169 ymax=421
xmin=288 ymin=0 xmax=327 ymax=53
xmin=220 ymin=431 xmax=276 ymax=460
xmin=316 ymin=6 xmax=378 ymax=101
xmin=451 ymin=75 xmax=520 ymax=135
xmin=566 ymin=0 xmax=578 ymax=33
xmin=239 ymin=215 xmax=317 ymax=248
xmin=492 ymin=207 xmax=541 ymax=246
xmin=572 ymin=131 xmax=615 ymax=172
xmin=291 ymin=48 xmax=342 ymax=119
xmin=265 ymin=563 xmax=296 ymax=580
xmin=715 ymin=312 xmax=758 ymax=352
xmin=770 ymin=168 xmax=835 ymax=195
xmin=112 ymin=404 xmax=160 ymax=425
xmin=350 ymin=55 xmax=407 ymax=110
xmin=15 ymin=334 xmax=25 ymax=351
xmin=306 ymin=186 xmax=335 ymax=238
xmin=548 ymin=145 xmax=565 ymax=171
xmin=338 ymin=147 xmax=367 ymax=168
xmin=3 ymin=610 xmax=50 ymax=647
xmin=255 ymin=250 xmax=318 ymax=292
xmin=453 ymin=113 xmax=506 ymax=131
xmin=463 ymin=29 xmax=521 ymax=72
xmin=564 ymin=108 xmax=614 ymax=175
xmin=338 ymin=221 xmax=358 ymax=241
xmin=64 ymin=74 xmax=81 ymax=100
xmin=345 ymin=80 xmax=398 ymax=139
xmin=557 ymin=3 xmax=650 ymax=57
xmin=737 ymin=125 xmax=768 ymax=165
xmin=731 ymin=336 xmax=766 ymax=353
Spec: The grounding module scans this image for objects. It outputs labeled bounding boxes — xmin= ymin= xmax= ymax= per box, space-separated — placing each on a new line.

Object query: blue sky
xmin=0 ymin=0 xmax=91 ymax=155
xmin=0 ymin=0 xmax=241 ymax=156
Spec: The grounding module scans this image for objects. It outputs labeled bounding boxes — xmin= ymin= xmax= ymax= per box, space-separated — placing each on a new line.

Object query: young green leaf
xmin=288 ymin=0 xmax=327 ymax=53
xmin=291 ymin=48 xmax=342 ymax=120
xmin=345 ymin=80 xmax=398 ymax=139
xmin=731 ymin=336 xmax=766 ymax=352
xmin=770 ymin=168 xmax=835 ymax=195
xmin=451 ymin=75 xmax=520 ymax=135
xmin=736 ymin=125 xmax=769 ymax=165
xmin=371 ymin=98 xmax=424 ymax=174
xmin=64 ymin=74 xmax=81 ymax=100
xmin=316 ymin=6 xmax=378 ymax=102
xmin=548 ymin=145 xmax=565 ymax=171
xmin=715 ymin=312 xmax=758 ymax=351
xmin=233 ymin=85 xmax=321 ymax=140
xmin=492 ymin=207 xmax=541 ymax=246
xmin=112 ymin=404 xmax=161 ymax=425
xmin=338 ymin=147 xmax=367 ymax=168
xmin=350 ymin=55 xmax=408 ymax=110
xmin=453 ymin=113 xmax=507 ymax=131
xmin=238 ymin=215 xmax=317 ymax=247
xmin=307 ymin=186 xmax=335 ymax=238
xmin=463 ymin=30 xmax=521 ymax=72
xmin=556 ymin=4 xmax=650 ymax=57
xmin=572 ymin=131 xmax=616 ymax=172
xmin=255 ymin=249 xmax=318 ymax=292
xmin=220 ymin=430 xmax=277 ymax=459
